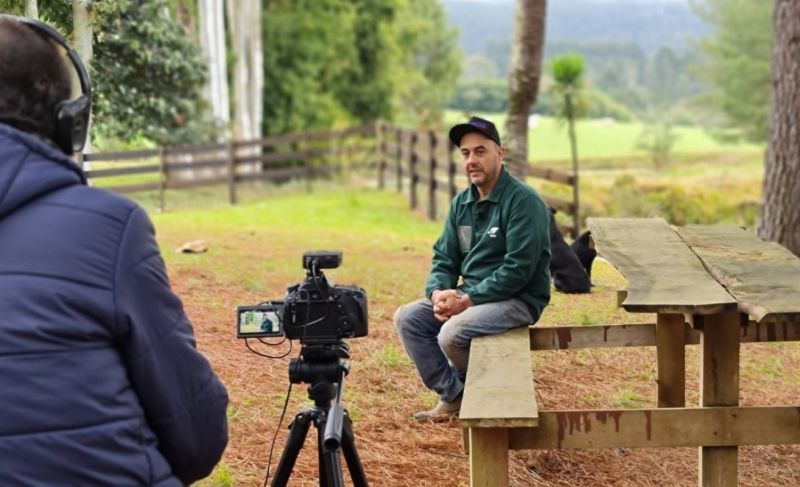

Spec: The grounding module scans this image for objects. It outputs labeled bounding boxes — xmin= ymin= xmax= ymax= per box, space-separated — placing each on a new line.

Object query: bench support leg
xmin=469 ymin=427 xmax=509 ymax=487
xmin=698 ymin=311 xmax=740 ymax=487
xmin=656 ymin=313 xmax=686 ymax=407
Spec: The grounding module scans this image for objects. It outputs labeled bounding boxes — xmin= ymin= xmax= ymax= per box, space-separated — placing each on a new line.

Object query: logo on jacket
xmin=487 ymin=227 xmax=499 ymax=237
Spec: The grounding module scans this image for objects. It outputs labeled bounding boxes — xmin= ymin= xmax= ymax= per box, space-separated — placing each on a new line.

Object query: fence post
xmin=395 ymin=127 xmax=403 ymax=193
xmin=227 ymin=141 xmax=237 ymax=205
xmin=448 ymin=141 xmax=458 ymax=199
xmin=158 ymin=146 xmax=167 ymax=212
xmin=294 ymin=141 xmax=312 ymax=194
xmin=375 ymin=121 xmax=385 ymax=190
xmin=409 ymin=132 xmax=418 ymax=210
xmin=428 ymin=130 xmax=437 ymax=220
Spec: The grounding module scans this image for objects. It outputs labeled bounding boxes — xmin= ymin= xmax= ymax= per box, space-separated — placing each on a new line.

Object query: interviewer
xmin=0 ymin=15 xmax=228 ymax=485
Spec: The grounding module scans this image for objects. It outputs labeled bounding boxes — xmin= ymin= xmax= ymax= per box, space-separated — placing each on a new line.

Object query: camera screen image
xmin=237 ymin=305 xmax=283 ymax=338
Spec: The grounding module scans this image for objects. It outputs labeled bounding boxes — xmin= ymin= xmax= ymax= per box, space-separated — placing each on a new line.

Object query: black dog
xmin=548 ymin=208 xmax=591 ymax=293
xmin=570 ymin=230 xmax=597 ymax=282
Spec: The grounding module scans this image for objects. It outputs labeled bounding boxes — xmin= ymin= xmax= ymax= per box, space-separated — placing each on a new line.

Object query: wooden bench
xmin=458 ymin=218 xmax=800 ymax=487
xmin=459 ymin=326 xmax=537 ymax=487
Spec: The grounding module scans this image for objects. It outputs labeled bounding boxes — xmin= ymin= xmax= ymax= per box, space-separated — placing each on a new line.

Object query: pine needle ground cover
xmin=151 ymin=189 xmax=799 ymax=486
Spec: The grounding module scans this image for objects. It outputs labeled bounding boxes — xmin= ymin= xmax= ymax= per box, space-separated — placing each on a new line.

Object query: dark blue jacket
xmin=0 ymin=124 xmax=229 ymax=486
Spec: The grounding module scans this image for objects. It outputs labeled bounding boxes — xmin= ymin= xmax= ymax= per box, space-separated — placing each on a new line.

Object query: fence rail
xmin=84 ymin=121 xmax=580 ymax=235
xmin=84 ymin=124 xmax=376 ymax=211
xmin=374 ymin=122 xmax=580 ymax=237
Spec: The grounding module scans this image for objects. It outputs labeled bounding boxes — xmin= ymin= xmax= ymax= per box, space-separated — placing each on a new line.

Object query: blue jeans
xmin=394 ymin=298 xmax=533 ymax=403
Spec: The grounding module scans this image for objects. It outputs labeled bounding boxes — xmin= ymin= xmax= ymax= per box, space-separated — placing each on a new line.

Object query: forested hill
xmin=443 ymin=0 xmax=709 ymax=56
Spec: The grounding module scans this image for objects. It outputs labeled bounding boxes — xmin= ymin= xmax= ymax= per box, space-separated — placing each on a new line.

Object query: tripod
xmin=270 ymin=343 xmax=369 ymax=487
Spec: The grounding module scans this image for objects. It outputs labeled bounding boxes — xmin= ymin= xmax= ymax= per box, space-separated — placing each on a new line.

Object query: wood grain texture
xmin=679 ymin=225 xmax=800 ymax=323
xmin=469 ymin=428 xmax=509 ymax=487
xmin=459 ymin=326 xmax=538 ymax=428
xmin=587 ymin=218 xmax=737 ymax=314
xmin=508 ymin=406 xmax=800 ymax=450
xmin=698 ymin=311 xmax=741 ymax=487
xmin=656 ymin=314 xmax=686 ymax=407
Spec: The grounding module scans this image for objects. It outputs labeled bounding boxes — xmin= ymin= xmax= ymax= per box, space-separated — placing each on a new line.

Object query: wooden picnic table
xmin=459 ymin=217 xmax=800 ymax=487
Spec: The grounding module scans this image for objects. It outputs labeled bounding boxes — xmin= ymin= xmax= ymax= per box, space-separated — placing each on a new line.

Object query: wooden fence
xmin=84 ymin=124 xmax=376 ymax=211
xmin=374 ymin=122 xmax=580 ymax=237
xmin=84 ymin=121 xmax=581 ymax=235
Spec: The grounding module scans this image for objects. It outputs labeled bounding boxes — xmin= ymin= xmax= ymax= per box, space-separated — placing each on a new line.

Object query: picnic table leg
xmin=656 ymin=313 xmax=685 ymax=407
xmin=698 ymin=311 xmax=741 ymax=487
xmin=469 ymin=427 xmax=509 ymax=487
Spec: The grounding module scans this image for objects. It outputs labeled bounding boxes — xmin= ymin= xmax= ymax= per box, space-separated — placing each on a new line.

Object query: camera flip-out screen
xmin=237 ymin=304 xmax=284 ymax=338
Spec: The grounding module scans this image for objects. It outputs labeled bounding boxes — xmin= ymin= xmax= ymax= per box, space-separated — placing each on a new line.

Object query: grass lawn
xmin=147 ymin=188 xmax=800 ymax=486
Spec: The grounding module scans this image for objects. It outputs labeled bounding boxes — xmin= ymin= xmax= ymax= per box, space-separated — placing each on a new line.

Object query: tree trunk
xmin=25 ymin=0 xmax=38 ymax=18
xmin=760 ymin=0 xmax=800 ymax=256
xmin=199 ymin=0 xmax=230 ymax=136
xmin=566 ymin=95 xmax=579 ymax=238
xmin=226 ymin=0 xmax=262 ymax=174
xmin=504 ymin=0 xmax=547 ymax=179
xmin=72 ymin=0 xmax=93 ymax=161
xmin=249 ymin=0 xmax=263 ymax=142
xmin=226 ymin=0 xmax=262 ymax=142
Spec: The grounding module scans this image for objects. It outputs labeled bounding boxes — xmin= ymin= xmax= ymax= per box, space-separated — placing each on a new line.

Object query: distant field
xmin=444 ymin=111 xmax=763 ymax=163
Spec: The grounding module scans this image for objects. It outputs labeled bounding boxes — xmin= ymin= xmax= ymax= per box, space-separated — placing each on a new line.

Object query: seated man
xmin=395 ymin=117 xmax=551 ymax=421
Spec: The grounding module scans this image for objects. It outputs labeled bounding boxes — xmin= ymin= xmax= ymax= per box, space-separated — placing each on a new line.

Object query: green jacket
xmin=425 ymin=167 xmax=551 ymax=321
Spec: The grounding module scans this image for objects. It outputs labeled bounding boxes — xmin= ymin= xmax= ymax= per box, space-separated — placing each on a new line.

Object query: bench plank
xmin=679 ymin=225 xmax=800 ymax=324
xmin=587 ymin=218 xmax=737 ymax=314
xmin=528 ymin=321 xmax=800 ymax=350
xmin=459 ymin=326 xmax=538 ymax=428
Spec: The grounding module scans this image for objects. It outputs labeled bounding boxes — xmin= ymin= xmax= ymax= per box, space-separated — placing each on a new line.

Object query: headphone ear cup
xmin=54 ymin=95 xmax=91 ymax=154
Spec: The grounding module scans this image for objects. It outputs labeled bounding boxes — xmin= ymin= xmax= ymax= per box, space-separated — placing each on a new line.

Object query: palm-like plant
xmin=549 ymin=53 xmax=587 ymax=236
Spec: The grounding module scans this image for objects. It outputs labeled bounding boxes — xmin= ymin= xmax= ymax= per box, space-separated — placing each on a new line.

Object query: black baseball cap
xmin=448 ymin=116 xmax=501 ymax=147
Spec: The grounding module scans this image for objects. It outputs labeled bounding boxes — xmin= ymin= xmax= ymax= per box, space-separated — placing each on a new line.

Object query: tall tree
xmin=25 ymin=0 xmax=38 ymax=17
xmin=262 ymin=0 xmax=357 ymax=135
xmin=759 ymin=0 xmax=800 ymax=256
xmin=72 ymin=0 xmax=92 ymax=156
xmin=692 ymin=0 xmax=773 ymax=141
xmin=227 ymin=0 xmax=262 ymax=141
xmin=391 ymin=0 xmax=461 ymax=127
xmin=549 ymin=53 xmax=586 ymax=236
xmin=90 ymin=0 xmax=211 ymax=145
xmin=198 ymin=0 xmax=230 ymax=135
xmin=505 ymin=0 xmax=547 ymax=178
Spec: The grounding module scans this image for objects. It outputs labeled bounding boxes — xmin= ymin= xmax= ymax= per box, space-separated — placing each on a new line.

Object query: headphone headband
xmin=2 ymin=15 xmax=92 ymax=154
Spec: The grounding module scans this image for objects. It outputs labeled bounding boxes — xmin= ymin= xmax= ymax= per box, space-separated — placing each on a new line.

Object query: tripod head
xmin=289 ymin=341 xmax=350 ymax=389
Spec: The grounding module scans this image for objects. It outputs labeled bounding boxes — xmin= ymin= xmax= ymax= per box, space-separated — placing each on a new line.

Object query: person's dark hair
xmin=0 ymin=17 xmax=72 ymax=140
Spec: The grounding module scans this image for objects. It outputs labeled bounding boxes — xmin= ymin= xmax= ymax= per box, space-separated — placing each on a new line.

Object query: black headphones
xmin=6 ymin=15 xmax=92 ymax=155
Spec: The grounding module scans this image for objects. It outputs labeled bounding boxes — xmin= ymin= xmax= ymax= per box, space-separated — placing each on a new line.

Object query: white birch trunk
xmin=72 ymin=0 xmax=93 ymax=167
xmin=249 ymin=0 xmax=263 ymax=143
xmin=226 ymin=0 xmax=262 ymax=173
xmin=199 ymin=0 xmax=231 ymax=136
xmin=25 ymin=0 xmax=38 ymax=18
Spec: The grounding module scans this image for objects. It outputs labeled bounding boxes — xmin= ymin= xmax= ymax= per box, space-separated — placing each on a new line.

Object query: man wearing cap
xmin=395 ymin=116 xmax=551 ymax=421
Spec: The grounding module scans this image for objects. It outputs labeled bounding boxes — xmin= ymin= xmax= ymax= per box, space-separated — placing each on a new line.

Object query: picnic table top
xmin=678 ymin=225 xmax=800 ymax=324
xmin=587 ymin=218 xmax=800 ymax=322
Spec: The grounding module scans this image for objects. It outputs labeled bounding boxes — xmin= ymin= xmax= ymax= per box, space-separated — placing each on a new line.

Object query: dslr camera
xmin=237 ymin=251 xmax=368 ymax=344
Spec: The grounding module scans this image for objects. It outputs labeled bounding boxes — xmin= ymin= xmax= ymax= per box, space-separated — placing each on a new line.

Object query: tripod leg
xmin=317 ymin=411 xmax=344 ymax=487
xmin=270 ymin=411 xmax=315 ymax=487
xmin=340 ymin=411 xmax=369 ymax=487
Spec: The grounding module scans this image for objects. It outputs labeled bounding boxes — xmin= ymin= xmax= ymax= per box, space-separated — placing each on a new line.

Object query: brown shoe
xmin=413 ymin=396 xmax=462 ymax=422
